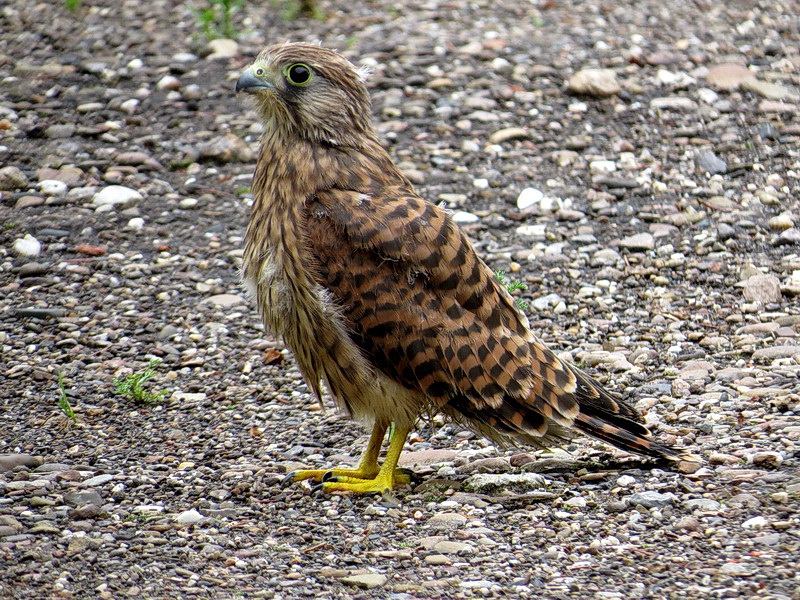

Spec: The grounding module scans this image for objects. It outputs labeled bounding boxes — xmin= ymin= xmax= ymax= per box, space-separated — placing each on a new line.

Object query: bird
xmin=235 ymin=43 xmax=694 ymax=495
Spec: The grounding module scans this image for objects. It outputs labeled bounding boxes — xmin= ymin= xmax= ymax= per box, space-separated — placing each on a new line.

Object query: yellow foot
xmin=284 ymin=467 xmax=412 ymax=490
xmin=320 ymin=468 xmax=412 ymax=495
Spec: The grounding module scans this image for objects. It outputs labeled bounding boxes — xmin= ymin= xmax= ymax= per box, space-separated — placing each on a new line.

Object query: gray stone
xmin=0 ymin=453 xmax=42 ymax=473
xmin=568 ymin=68 xmax=620 ymax=97
xmin=341 ymin=573 xmax=387 ymax=589
xmin=695 ymin=150 xmax=727 ymax=174
xmin=465 ymin=472 xmax=548 ymax=493
xmin=628 ymin=491 xmax=675 ymax=509
xmin=742 ymin=273 xmax=782 ymax=304
xmin=619 ymin=233 xmax=655 ymax=251
xmin=0 ymin=165 xmax=29 ymax=190
xmin=83 ymin=474 xmax=115 ymax=487
xmin=683 ymin=498 xmax=721 ymax=512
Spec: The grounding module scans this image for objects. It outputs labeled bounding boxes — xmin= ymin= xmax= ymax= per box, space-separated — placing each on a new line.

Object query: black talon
xmin=321 ymin=471 xmax=337 ymax=482
xmin=310 ymin=482 xmax=326 ymax=495
xmin=282 ymin=471 xmax=299 ymax=486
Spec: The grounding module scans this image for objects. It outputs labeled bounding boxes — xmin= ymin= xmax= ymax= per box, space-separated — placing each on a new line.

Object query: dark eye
xmin=286 ymin=63 xmax=312 ymax=86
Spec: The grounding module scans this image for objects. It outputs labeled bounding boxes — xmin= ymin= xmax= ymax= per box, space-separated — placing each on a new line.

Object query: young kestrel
xmin=235 ymin=43 xmax=692 ymax=494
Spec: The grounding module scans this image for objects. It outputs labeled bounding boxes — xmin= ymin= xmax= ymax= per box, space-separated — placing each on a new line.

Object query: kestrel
xmin=235 ymin=43 xmax=693 ymax=495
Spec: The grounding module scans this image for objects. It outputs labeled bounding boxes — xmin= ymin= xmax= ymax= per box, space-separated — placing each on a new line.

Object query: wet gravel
xmin=1 ymin=0 xmax=799 ymax=598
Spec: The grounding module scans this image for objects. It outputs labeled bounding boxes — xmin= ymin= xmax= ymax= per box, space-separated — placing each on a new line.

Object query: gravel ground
xmin=1 ymin=0 xmax=799 ymax=598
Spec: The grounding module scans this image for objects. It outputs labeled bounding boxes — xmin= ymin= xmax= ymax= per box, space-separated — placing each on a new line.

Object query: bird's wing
xmin=304 ymin=186 xmax=653 ymax=447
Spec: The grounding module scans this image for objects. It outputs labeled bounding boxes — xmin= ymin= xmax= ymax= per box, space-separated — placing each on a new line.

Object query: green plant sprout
xmin=57 ymin=371 xmax=77 ymax=424
xmin=192 ymin=0 xmax=245 ymax=40
xmin=495 ymin=270 xmax=529 ymax=311
xmin=64 ymin=0 xmax=81 ymax=12
xmin=114 ymin=359 xmax=168 ymax=403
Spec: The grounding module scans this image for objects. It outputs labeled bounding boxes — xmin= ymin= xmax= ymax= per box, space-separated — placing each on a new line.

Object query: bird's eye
xmin=255 ymin=68 xmax=264 ymax=76
xmin=285 ymin=63 xmax=312 ymax=86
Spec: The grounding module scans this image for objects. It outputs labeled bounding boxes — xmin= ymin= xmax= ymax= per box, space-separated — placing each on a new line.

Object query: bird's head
xmin=236 ymin=43 xmax=374 ymax=148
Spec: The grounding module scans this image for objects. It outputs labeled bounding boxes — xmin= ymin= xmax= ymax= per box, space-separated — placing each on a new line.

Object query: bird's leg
xmin=285 ymin=422 xmax=412 ymax=489
xmin=322 ymin=424 xmax=412 ymax=494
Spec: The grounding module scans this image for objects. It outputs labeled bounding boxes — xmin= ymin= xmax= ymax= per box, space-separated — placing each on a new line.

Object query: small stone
xmin=650 ymin=96 xmax=698 ymax=110
xmin=742 ymin=273 xmax=781 ymax=305
xmin=695 ymin=150 xmax=727 ymax=174
xmin=0 ymin=165 xmax=29 ymax=190
xmin=628 ymin=491 xmax=674 ymax=509
xmin=15 ymin=195 xmax=44 ymax=209
xmin=775 ymin=228 xmax=800 ymax=245
xmin=28 ymin=521 xmax=61 ymax=535
xmin=37 ymin=179 xmax=68 ymax=196
xmin=64 ymin=490 xmax=105 ymax=507
xmin=589 ymin=160 xmax=617 ymax=174
xmin=127 ymin=217 xmax=145 ymax=230
xmin=175 ymin=509 xmax=204 ymax=524
xmin=568 ymin=68 xmax=620 ymax=97
xmin=0 ymin=453 xmax=42 ymax=473
xmin=12 ymin=234 xmax=42 ymax=258
xmin=489 ymin=127 xmax=530 ymax=144
xmin=198 ymin=133 xmax=253 ymax=163
xmin=341 ymin=573 xmax=387 ymax=589
xmin=706 ymin=63 xmax=756 ymax=90
xmin=452 ymin=210 xmax=479 ymax=224
xmin=432 ymin=540 xmax=474 ymax=554
xmin=465 ymin=472 xmax=548 ymax=493
xmin=424 ymin=554 xmax=449 ymax=565
xmin=203 ymin=293 xmax=246 ymax=308
xmin=767 ymin=214 xmax=794 ymax=231
xmin=156 ymin=75 xmax=181 ymax=91
xmin=742 ymin=79 xmax=800 ymax=102
xmin=619 ymin=232 xmax=655 ymax=252
xmin=683 ymin=498 xmax=721 ymax=512
xmin=742 ymin=516 xmax=768 ymax=529
xmin=207 ymin=38 xmax=239 ymax=59
xmin=92 ymin=185 xmax=143 ymax=208
xmin=427 ymin=512 xmax=468 ymax=529
xmin=517 ymin=187 xmax=544 ymax=210
xmin=82 ymin=474 xmax=114 ymax=487
xmin=719 ymin=563 xmax=756 ymax=576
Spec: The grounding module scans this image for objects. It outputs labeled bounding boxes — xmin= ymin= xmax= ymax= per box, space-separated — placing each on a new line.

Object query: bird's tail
xmin=569 ymin=365 xmax=697 ymax=462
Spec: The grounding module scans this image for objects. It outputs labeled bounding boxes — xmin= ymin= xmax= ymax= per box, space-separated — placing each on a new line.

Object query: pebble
xmin=619 ymin=233 xmax=655 ymax=251
xmin=91 ymin=185 xmax=143 ymax=208
xmin=706 ymin=63 xmax=756 ymax=90
xmin=567 ymin=68 xmax=620 ymax=97
xmin=202 ymin=293 xmax=246 ymax=308
xmin=488 ymin=127 xmax=530 ymax=144
xmin=432 ymin=540 xmax=474 ymax=554
xmin=37 ymin=179 xmax=68 ymax=195
xmin=83 ymin=474 xmax=115 ymax=486
xmin=175 ymin=509 xmax=204 ymax=524
xmin=341 ymin=573 xmax=387 ymax=589
xmin=0 ymin=453 xmax=42 ymax=472
xmin=695 ymin=150 xmax=727 ymax=174
xmin=650 ymin=97 xmax=698 ymax=110
xmin=516 ymin=187 xmax=544 ymax=210
xmin=451 ymin=210 xmax=479 ymax=224
xmin=12 ymin=234 xmax=42 ymax=257
xmin=198 ymin=133 xmax=253 ymax=163
xmin=207 ymin=38 xmax=239 ymax=59
xmin=741 ymin=273 xmax=782 ymax=304
xmin=628 ymin=491 xmax=675 ymax=509
xmin=0 ymin=165 xmax=29 ymax=190
xmin=683 ymin=498 xmax=722 ymax=512
xmin=465 ymin=473 xmax=548 ymax=493
xmin=427 ymin=512 xmax=468 ymax=529
xmin=742 ymin=516 xmax=768 ymax=529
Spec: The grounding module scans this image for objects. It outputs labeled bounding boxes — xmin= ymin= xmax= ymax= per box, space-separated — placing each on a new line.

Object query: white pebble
xmin=157 ymin=75 xmax=181 ymax=91
xmin=174 ymin=509 xmax=204 ymax=524
xmin=452 ymin=210 xmax=479 ymax=224
xmin=127 ymin=217 xmax=145 ymax=230
xmin=472 ymin=178 xmax=489 ymax=189
xmin=13 ymin=234 xmax=42 ymax=257
xmin=742 ymin=516 xmax=768 ymax=529
xmin=37 ymin=179 xmax=68 ymax=196
xmin=126 ymin=58 xmax=144 ymax=69
xmin=92 ymin=185 xmax=142 ymax=208
xmin=179 ymin=197 xmax=199 ymax=209
xmin=516 ymin=187 xmax=544 ymax=210
xmin=590 ymin=160 xmax=617 ymax=174
xmin=120 ymin=98 xmax=139 ymax=114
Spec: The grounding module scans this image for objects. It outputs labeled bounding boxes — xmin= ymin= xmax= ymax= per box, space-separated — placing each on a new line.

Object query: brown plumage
xmin=235 ymin=43 xmax=693 ymax=494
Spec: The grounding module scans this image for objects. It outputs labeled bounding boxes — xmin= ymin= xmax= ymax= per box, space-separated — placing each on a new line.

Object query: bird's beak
xmin=235 ymin=67 xmax=273 ymax=94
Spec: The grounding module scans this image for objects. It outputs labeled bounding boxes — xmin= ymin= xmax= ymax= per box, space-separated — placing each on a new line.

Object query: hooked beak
xmin=235 ymin=67 xmax=272 ymax=94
